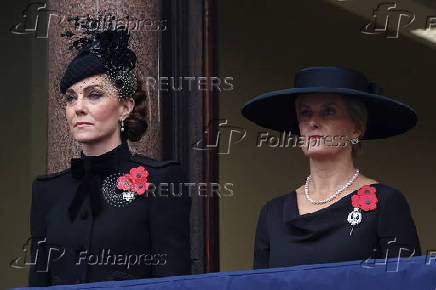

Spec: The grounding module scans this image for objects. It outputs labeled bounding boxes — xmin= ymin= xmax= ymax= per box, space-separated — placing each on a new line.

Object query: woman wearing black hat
xmin=28 ymin=29 xmax=191 ymax=286
xmin=242 ymin=66 xmax=421 ymax=269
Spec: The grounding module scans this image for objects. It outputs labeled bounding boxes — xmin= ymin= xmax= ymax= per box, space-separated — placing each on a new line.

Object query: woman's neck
xmin=307 ymin=151 xmax=357 ymax=199
xmin=81 ymin=135 xmax=122 ymax=156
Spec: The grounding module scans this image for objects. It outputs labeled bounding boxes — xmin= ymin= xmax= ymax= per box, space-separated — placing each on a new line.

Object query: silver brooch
xmin=102 ymin=166 xmax=150 ymax=207
xmin=102 ymin=173 xmax=137 ymax=207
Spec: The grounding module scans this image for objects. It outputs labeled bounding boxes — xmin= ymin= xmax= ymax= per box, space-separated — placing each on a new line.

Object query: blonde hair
xmin=341 ymin=95 xmax=368 ymax=159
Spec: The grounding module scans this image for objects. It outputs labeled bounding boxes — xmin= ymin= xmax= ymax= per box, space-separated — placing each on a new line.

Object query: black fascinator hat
xmin=60 ymin=20 xmax=138 ymax=98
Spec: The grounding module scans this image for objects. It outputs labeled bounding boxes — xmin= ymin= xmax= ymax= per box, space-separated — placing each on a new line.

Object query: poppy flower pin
xmin=347 ymin=185 xmax=378 ymax=236
xmin=102 ymin=166 xmax=150 ymax=207
xmin=117 ymin=166 xmax=150 ymax=197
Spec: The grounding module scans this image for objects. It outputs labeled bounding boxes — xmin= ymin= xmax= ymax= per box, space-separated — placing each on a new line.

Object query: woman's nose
xmin=308 ymin=114 xmax=320 ymax=128
xmin=74 ymin=97 xmax=87 ymax=113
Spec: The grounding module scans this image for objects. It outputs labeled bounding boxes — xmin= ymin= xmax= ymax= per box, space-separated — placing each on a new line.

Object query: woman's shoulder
xmin=128 ymin=154 xmax=187 ymax=182
xmin=34 ymin=168 xmax=71 ymax=183
xmin=32 ymin=168 xmax=72 ymax=207
xmin=129 ymin=154 xmax=181 ymax=169
xmin=373 ymin=183 xmax=411 ymax=206
xmin=260 ymin=190 xmax=295 ymax=213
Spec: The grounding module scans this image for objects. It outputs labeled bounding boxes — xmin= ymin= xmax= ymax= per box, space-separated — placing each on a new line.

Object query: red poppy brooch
xmin=347 ymin=185 xmax=378 ymax=236
xmin=102 ymin=166 xmax=150 ymax=207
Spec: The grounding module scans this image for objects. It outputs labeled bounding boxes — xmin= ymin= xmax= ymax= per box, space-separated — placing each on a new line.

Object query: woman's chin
xmin=303 ymin=146 xmax=340 ymax=158
xmin=73 ymin=134 xmax=101 ymax=144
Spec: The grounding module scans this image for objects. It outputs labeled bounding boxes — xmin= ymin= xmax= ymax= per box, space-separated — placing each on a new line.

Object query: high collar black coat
xmin=28 ymin=140 xmax=191 ymax=286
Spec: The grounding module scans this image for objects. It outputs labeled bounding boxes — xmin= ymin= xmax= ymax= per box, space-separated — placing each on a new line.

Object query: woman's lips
xmin=75 ymin=122 xmax=92 ymax=128
xmin=310 ymin=135 xmax=322 ymax=139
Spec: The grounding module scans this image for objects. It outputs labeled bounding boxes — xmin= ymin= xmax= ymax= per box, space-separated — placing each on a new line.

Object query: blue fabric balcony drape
xmin=17 ymin=255 xmax=436 ymax=290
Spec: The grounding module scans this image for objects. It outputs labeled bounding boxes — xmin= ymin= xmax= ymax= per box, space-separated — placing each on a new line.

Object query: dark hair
xmin=122 ymin=78 xmax=148 ymax=142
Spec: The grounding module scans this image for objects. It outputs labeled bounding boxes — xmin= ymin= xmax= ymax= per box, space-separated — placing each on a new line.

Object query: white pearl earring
xmin=120 ymin=119 xmax=125 ymax=132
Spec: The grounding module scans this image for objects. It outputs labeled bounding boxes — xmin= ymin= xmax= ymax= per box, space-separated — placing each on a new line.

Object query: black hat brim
xmin=241 ymin=87 xmax=417 ymax=140
xmin=60 ymin=53 xmax=107 ymax=94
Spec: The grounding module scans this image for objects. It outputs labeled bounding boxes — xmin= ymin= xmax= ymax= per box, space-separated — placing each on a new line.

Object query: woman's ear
xmin=352 ymin=124 xmax=363 ymax=139
xmin=120 ymin=97 xmax=135 ymax=120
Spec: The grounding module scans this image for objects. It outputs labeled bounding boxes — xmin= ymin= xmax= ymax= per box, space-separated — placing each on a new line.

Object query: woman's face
xmin=295 ymin=93 xmax=361 ymax=158
xmin=65 ymin=74 xmax=133 ymax=144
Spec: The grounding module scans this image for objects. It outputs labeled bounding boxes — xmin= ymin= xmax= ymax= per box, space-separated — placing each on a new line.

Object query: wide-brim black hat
xmin=241 ymin=66 xmax=417 ymax=139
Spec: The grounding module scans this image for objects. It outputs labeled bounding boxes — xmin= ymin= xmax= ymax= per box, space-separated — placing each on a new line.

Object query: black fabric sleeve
xmin=376 ymin=188 xmax=421 ymax=259
xmin=28 ymin=179 xmax=51 ymax=286
xmin=253 ymin=202 xmax=270 ymax=269
xmin=149 ymin=163 xmax=191 ymax=277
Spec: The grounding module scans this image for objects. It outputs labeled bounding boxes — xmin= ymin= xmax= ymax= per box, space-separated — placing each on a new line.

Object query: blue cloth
xmin=16 ymin=255 xmax=436 ymax=289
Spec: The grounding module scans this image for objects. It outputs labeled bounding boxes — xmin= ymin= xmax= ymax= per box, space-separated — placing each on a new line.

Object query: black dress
xmin=253 ymin=183 xmax=421 ymax=269
xmin=29 ymin=140 xmax=191 ymax=286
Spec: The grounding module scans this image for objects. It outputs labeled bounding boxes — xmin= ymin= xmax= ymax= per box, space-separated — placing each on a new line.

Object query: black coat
xmin=28 ymin=140 xmax=191 ymax=286
xmin=254 ymin=183 xmax=421 ymax=269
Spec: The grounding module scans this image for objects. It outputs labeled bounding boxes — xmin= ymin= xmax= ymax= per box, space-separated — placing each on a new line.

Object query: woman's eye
xmin=300 ymin=110 xmax=311 ymax=117
xmin=65 ymin=95 xmax=76 ymax=103
xmin=89 ymin=92 xmax=102 ymax=99
xmin=323 ymin=107 xmax=336 ymax=115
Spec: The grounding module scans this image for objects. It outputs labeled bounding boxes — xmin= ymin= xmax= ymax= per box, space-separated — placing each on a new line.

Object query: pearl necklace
xmin=304 ymin=169 xmax=360 ymax=204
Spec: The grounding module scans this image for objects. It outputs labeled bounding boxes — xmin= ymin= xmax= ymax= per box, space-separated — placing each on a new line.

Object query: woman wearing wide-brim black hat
xmin=242 ymin=66 xmax=421 ymax=269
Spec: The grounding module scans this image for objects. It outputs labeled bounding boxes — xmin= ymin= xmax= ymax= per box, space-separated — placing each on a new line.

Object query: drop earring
xmin=350 ymin=137 xmax=359 ymax=145
xmin=120 ymin=119 xmax=125 ymax=132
